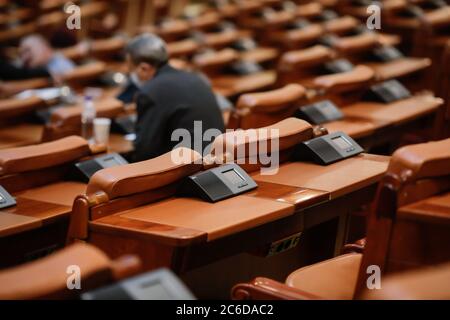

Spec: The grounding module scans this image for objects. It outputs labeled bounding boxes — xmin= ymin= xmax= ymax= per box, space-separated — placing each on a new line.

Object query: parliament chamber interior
xmin=0 ymin=0 xmax=449 ymax=301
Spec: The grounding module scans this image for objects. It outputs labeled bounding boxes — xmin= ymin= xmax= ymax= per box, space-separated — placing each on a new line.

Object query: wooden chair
xmin=0 ymin=243 xmax=141 ymax=299
xmin=231 ymin=137 xmax=450 ymax=299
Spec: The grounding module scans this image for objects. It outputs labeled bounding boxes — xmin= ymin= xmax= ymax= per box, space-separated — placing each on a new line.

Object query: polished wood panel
xmin=252 ymin=154 xmax=389 ymax=199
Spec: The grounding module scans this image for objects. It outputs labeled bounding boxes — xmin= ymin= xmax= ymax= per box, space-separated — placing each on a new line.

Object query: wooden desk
xmin=0 ymin=181 xmax=86 ymax=267
xmin=86 ymin=154 xmax=389 ymax=277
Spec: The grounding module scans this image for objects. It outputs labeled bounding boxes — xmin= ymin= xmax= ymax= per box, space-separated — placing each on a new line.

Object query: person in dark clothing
xmin=126 ymin=33 xmax=225 ymax=161
xmin=0 ymin=60 xmax=50 ymax=81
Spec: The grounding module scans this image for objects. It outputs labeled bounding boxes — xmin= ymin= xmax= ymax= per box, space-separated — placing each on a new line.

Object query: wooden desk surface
xmin=92 ymin=194 xmax=296 ymax=245
xmin=398 ymin=191 xmax=450 ymax=225
xmin=322 ymin=117 xmax=383 ymax=139
xmin=342 ymin=95 xmax=442 ymax=126
xmin=0 ymin=197 xmax=71 ymax=237
xmin=16 ymin=181 xmax=86 ymax=207
xmin=252 ymin=154 xmax=389 ymax=199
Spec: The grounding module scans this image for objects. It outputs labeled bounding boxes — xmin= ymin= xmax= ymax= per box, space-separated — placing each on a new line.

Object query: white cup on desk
xmin=93 ymin=118 xmax=111 ymax=145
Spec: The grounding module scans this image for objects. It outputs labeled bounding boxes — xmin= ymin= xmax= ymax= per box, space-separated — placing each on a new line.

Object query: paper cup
xmin=93 ymin=118 xmax=111 ymax=145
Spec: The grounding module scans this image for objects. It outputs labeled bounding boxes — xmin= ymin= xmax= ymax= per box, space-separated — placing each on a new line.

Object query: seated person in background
xmin=19 ymin=34 xmax=75 ymax=83
xmin=126 ymin=33 xmax=225 ymax=161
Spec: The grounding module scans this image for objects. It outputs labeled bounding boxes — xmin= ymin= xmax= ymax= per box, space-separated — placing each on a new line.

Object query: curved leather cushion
xmin=91 ymin=37 xmax=126 ymax=55
xmin=204 ymin=30 xmax=240 ymax=48
xmin=388 ymin=138 xmax=450 ymax=183
xmin=334 ymin=32 xmax=379 ymax=54
xmin=62 ymin=61 xmax=106 ymax=83
xmin=189 ymin=12 xmax=221 ymax=30
xmin=87 ymin=147 xmax=203 ymax=200
xmin=283 ymin=24 xmax=324 ymax=43
xmin=236 ymin=84 xmax=306 ymax=113
xmin=368 ymin=57 xmax=431 ymax=81
xmin=193 ymin=48 xmax=239 ymax=70
xmin=167 ymin=39 xmax=199 ymax=57
xmin=279 ymin=45 xmax=334 ymax=70
xmin=209 ymin=117 xmax=313 ymax=161
xmin=0 ymin=96 xmax=45 ymax=119
xmin=361 ymin=262 xmax=450 ymax=300
xmin=0 ymin=136 xmax=90 ymax=175
xmin=323 ymin=16 xmax=359 ymax=34
xmin=0 ymin=243 xmax=112 ymax=299
xmin=314 ymin=65 xmax=375 ymax=92
xmin=50 ymin=98 xmax=124 ymax=126
xmin=286 ymin=253 xmax=362 ymax=300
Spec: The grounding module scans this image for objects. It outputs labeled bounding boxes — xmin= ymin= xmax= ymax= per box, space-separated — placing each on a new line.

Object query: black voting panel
xmin=295 ymin=100 xmax=344 ymax=125
xmin=81 ymin=269 xmax=195 ymax=300
xmin=294 ymin=131 xmax=363 ymax=165
xmin=229 ymin=61 xmax=263 ymax=75
xmin=364 ymin=80 xmax=411 ymax=103
xmin=179 ymin=163 xmax=258 ymax=203
xmin=323 ymin=59 xmax=354 ymax=74
xmin=74 ymin=153 xmax=128 ymax=182
xmin=371 ymin=46 xmax=404 ymax=62
xmin=0 ymin=185 xmax=16 ymax=209
xmin=113 ymin=114 xmax=137 ymax=135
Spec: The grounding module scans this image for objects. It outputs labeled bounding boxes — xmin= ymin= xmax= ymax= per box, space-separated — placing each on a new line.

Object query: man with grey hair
xmin=125 ymin=33 xmax=225 ymax=161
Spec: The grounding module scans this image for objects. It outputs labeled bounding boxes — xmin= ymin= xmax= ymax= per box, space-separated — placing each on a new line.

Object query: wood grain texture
xmin=120 ymin=195 xmax=295 ymax=241
xmin=253 ymin=154 xmax=389 ymax=199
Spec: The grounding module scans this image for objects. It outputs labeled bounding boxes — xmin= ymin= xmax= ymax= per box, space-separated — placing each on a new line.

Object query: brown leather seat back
xmin=229 ymin=84 xmax=306 ymax=129
xmin=206 ymin=117 xmax=313 ymax=171
xmin=193 ymin=49 xmax=239 ymax=76
xmin=0 ymin=136 xmax=91 ymax=176
xmin=0 ymin=96 xmax=46 ymax=120
xmin=61 ymin=62 xmax=106 ymax=89
xmin=86 ymin=147 xmax=203 ymax=201
xmin=0 ymin=243 xmax=141 ymax=299
xmin=42 ymin=98 xmax=124 ymax=141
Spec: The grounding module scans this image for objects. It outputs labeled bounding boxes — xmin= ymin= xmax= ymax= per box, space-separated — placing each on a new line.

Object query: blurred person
xmin=125 ymin=33 xmax=225 ymax=161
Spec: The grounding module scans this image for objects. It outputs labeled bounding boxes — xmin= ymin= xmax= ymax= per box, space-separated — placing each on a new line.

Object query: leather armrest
xmin=0 ymin=96 xmax=46 ymax=119
xmin=342 ymin=238 xmax=366 ymax=254
xmin=62 ymin=62 xmax=106 ymax=84
xmin=91 ymin=37 xmax=126 ymax=55
xmin=207 ymin=117 xmax=313 ymax=163
xmin=189 ymin=12 xmax=222 ymax=30
xmin=323 ymin=16 xmax=359 ymax=34
xmin=232 ymin=277 xmax=321 ymax=300
xmin=0 ymin=243 xmax=141 ymax=299
xmin=334 ymin=33 xmax=379 ymax=54
xmin=86 ymin=147 xmax=203 ymax=200
xmin=204 ymin=30 xmax=240 ymax=48
xmin=236 ymin=84 xmax=306 ymax=113
xmin=158 ymin=19 xmax=190 ymax=38
xmin=167 ymin=39 xmax=199 ymax=57
xmin=0 ymin=136 xmax=90 ymax=175
xmin=193 ymin=48 xmax=239 ymax=71
xmin=314 ymin=65 xmax=375 ymax=92
xmin=279 ymin=45 xmax=335 ymax=70
xmin=388 ymin=138 xmax=450 ymax=183
xmin=49 ymin=98 xmax=124 ymax=126
xmin=296 ymin=3 xmax=323 ymax=18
